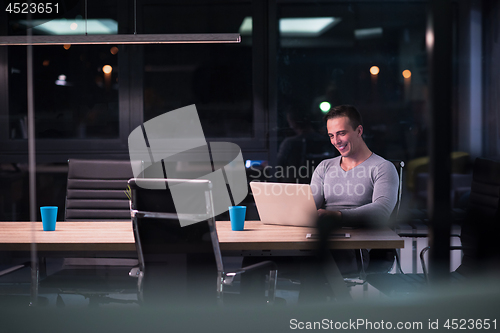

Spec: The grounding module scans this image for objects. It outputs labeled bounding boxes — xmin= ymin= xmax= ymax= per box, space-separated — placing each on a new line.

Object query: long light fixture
xmin=239 ymin=17 xmax=341 ymax=37
xmin=20 ymin=19 xmax=118 ymax=35
xmin=1 ymin=0 xmax=240 ymax=46
xmin=354 ymin=27 xmax=383 ymax=40
xmin=280 ymin=18 xmax=340 ymax=37
xmin=0 ymin=33 xmax=241 ymax=46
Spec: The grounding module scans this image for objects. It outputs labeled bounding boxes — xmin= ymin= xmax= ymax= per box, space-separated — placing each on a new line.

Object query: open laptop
xmin=250 ymin=182 xmax=318 ymax=227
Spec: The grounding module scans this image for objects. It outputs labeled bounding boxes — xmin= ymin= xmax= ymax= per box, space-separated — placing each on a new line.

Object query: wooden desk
xmin=216 ymin=221 xmax=404 ymax=251
xmin=0 ymin=221 xmax=404 ymax=252
xmin=0 ymin=222 xmax=135 ymax=252
xmin=0 ymin=221 xmax=404 ymax=303
xmin=217 ymin=220 xmax=404 ymax=301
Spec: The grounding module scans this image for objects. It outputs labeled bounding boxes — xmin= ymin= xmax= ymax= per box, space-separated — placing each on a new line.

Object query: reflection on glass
xmin=141 ymin=2 xmax=253 ymax=139
xmin=144 ymin=43 xmax=253 ymax=138
xmin=277 ymin=2 xmax=429 ymax=164
xmin=240 ymin=17 xmax=341 ymax=37
xmin=277 ymin=2 xmax=430 ymax=216
xmin=20 ymin=19 xmax=119 ymax=35
xmin=8 ymin=45 xmax=120 ymax=139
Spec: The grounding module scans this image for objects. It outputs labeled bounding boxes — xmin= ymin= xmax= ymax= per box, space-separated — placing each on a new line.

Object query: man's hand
xmin=317 ymin=209 xmax=341 ymax=218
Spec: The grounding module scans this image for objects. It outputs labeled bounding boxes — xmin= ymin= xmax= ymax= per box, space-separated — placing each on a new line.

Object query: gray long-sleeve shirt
xmin=310 ymin=153 xmax=399 ymax=226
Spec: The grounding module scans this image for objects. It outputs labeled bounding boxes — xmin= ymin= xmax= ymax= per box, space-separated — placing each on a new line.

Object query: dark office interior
xmin=0 ymin=0 xmax=499 ymax=331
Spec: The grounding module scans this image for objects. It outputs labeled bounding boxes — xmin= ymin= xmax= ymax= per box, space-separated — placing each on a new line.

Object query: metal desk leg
xmin=322 ymin=252 xmax=352 ymax=301
xmin=29 ymin=259 xmax=39 ymax=307
xmin=299 ymin=253 xmax=352 ymax=303
xmin=39 ymin=257 xmax=47 ymax=279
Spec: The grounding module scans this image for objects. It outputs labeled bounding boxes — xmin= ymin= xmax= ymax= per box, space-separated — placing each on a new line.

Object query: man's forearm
xmin=317 ymin=209 xmax=341 ymax=219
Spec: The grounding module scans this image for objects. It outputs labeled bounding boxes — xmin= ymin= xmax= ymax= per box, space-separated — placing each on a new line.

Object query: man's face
xmin=327 ymin=116 xmax=363 ymax=158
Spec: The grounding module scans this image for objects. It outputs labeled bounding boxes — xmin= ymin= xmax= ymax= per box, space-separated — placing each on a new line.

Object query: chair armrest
xmin=0 ymin=262 xmax=29 ymax=277
xmin=223 ymin=260 xmax=277 ymax=285
xmin=420 ymin=245 xmax=466 ymax=282
xmin=237 ymin=260 xmax=278 ymax=274
xmin=224 ymin=260 xmax=278 ymax=304
xmin=131 ymin=209 xmax=211 ymax=222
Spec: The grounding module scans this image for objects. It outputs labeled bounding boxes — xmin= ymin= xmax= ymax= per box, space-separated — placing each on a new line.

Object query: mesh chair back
xmin=65 ymin=159 xmax=135 ymax=221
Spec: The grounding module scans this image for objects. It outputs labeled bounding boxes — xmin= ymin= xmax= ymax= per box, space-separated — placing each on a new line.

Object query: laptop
xmin=249 ymin=182 xmax=318 ymax=227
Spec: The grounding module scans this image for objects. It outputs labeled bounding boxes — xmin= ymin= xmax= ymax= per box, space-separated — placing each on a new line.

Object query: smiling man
xmin=308 ymin=105 xmax=399 ymax=276
xmin=311 ymin=104 xmax=399 ymax=226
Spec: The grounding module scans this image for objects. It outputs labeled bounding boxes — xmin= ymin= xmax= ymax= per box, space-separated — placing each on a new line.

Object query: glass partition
xmin=276 ymin=2 xmax=429 ymax=163
xmin=143 ymin=43 xmax=253 ymax=138
xmin=9 ymin=44 xmax=120 ymax=140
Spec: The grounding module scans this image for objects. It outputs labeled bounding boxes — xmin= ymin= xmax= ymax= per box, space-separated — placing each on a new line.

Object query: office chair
xmin=419 ymin=157 xmax=500 ymax=282
xmin=367 ymin=157 xmax=500 ymax=296
xmin=61 ymin=158 xmax=140 ymax=261
xmin=128 ymin=178 xmax=278 ymax=305
xmin=361 ymin=159 xmax=432 ymax=295
xmin=346 ymin=160 xmax=405 ymax=285
xmin=65 ymin=159 xmax=136 ymax=221
xmin=39 ymin=159 xmax=141 ymax=306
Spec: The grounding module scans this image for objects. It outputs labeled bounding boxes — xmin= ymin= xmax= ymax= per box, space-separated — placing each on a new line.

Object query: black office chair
xmin=39 ymin=159 xmax=141 ymax=306
xmin=419 ymin=157 xmax=500 ymax=281
xmin=367 ymin=157 xmax=500 ymax=296
xmin=361 ymin=159 xmax=432 ymax=295
xmin=347 ymin=160 xmax=405 ymax=285
xmin=128 ymin=178 xmax=278 ymax=305
xmin=366 ymin=160 xmax=405 ymax=273
xmin=61 ymin=158 xmax=139 ymax=260
xmin=65 ymin=159 xmax=136 ymax=221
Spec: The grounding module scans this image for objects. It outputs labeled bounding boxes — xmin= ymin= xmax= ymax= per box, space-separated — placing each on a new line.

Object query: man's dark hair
xmin=323 ymin=105 xmax=363 ymax=130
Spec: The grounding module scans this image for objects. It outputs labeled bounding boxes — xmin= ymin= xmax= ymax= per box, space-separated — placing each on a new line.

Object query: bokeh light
xmin=102 ymin=65 xmax=112 ymax=74
xmin=319 ymin=101 xmax=331 ymax=113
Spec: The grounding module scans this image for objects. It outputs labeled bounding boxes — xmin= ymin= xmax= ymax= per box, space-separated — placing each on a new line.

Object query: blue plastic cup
xmin=40 ymin=206 xmax=58 ymax=231
xmin=229 ymin=206 xmax=246 ymax=231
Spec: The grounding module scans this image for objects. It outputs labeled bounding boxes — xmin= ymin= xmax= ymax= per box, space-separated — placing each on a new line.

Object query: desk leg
xmin=322 ymin=252 xmax=352 ymax=301
xmin=299 ymin=254 xmax=352 ymax=303
xmin=39 ymin=257 xmax=47 ymax=279
xmin=29 ymin=259 xmax=39 ymax=307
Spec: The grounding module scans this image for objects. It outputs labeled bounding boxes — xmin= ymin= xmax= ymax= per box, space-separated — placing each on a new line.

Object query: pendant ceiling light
xmin=0 ymin=0 xmax=241 ymax=46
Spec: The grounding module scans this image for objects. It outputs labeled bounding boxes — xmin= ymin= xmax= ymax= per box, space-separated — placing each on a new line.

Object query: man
xmin=311 ymin=104 xmax=399 ymax=225
xmin=310 ymin=105 xmax=399 ymax=274
xmin=243 ymin=105 xmax=399 ymax=302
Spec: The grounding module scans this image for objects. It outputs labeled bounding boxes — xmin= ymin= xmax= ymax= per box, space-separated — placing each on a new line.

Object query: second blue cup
xmin=229 ymin=206 xmax=246 ymax=231
xmin=40 ymin=206 xmax=58 ymax=231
